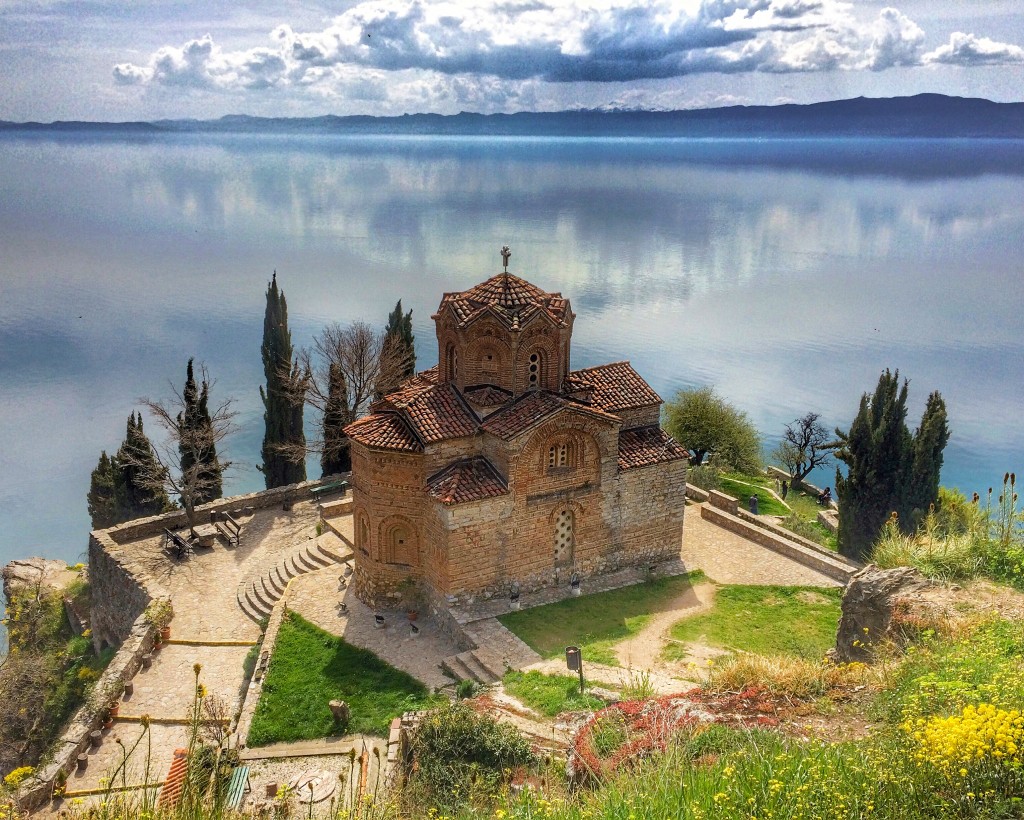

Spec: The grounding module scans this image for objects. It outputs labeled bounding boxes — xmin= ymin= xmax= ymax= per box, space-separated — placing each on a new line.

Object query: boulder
xmin=2 ymin=558 xmax=79 ymax=603
xmin=831 ymin=564 xmax=934 ymax=663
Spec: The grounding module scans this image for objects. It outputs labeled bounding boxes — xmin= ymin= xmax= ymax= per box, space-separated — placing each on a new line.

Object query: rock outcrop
xmin=831 ymin=564 xmax=937 ymax=662
xmin=2 ymin=557 xmax=78 ymax=602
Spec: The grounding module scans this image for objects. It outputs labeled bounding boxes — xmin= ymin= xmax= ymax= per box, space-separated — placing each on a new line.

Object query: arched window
xmin=553 ymin=509 xmax=574 ymax=566
xmin=386 ymin=523 xmax=415 ymax=566
xmin=527 ymin=350 xmax=543 ymax=388
xmin=359 ymin=516 xmax=371 ymax=556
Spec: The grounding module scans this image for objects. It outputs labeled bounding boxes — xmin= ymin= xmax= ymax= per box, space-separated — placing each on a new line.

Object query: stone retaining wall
xmin=234 ymin=583 xmax=293 ymax=749
xmin=16 ymin=613 xmax=159 ymax=812
xmin=16 ymin=478 xmax=342 ymax=812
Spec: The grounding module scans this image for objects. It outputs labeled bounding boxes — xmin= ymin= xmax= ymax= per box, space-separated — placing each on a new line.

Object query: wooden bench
xmin=163 ymin=529 xmax=192 ymax=559
xmin=225 ymin=765 xmax=250 ymax=810
xmin=311 ymin=480 xmax=349 ymax=504
xmin=214 ymin=512 xmax=242 ymax=546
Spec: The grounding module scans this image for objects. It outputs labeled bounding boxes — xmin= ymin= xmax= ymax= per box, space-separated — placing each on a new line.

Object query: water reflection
xmin=0 ymin=133 xmax=1022 ymax=565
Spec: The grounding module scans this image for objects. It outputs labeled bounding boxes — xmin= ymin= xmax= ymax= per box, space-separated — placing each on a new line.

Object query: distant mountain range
xmin=2 ymin=94 xmax=1023 ymax=138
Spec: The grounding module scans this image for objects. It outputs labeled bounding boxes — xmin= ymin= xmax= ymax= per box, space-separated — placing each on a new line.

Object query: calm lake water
xmin=1 ymin=133 xmax=1023 ymax=571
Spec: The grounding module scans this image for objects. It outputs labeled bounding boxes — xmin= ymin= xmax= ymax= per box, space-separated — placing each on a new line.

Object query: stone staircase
xmin=441 ymin=647 xmax=506 ymax=685
xmin=237 ymin=533 xmax=353 ymax=623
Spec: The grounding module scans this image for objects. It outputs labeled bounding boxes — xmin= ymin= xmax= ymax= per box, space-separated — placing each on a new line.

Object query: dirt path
xmin=614 ymin=581 xmax=716 ymax=670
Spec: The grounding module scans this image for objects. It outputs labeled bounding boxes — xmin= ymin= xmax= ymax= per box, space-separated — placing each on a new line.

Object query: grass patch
xmin=247 ymin=611 xmax=441 ymax=744
xmin=503 ymin=670 xmax=606 ymax=716
xmin=720 ymin=474 xmax=789 ymax=516
xmin=664 ymin=584 xmax=842 ymax=661
xmin=498 ymin=571 xmax=706 ymax=667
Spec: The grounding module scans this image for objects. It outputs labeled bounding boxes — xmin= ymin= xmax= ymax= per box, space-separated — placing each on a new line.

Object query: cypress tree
xmin=116 ymin=412 xmax=170 ymax=518
xmin=179 ymin=358 xmax=223 ymax=504
xmin=385 ymin=299 xmax=416 ymax=379
xmin=906 ymin=391 xmax=950 ymax=524
xmin=834 ymin=370 xmax=950 ymax=560
xmin=321 ymin=362 xmax=351 ymax=476
xmin=259 ymin=272 xmax=307 ymax=488
xmin=87 ymin=451 xmax=122 ymax=529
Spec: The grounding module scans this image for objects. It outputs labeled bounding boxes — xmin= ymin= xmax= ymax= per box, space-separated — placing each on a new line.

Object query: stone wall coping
xmin=685 ymin=485 xmax=710 ymax=503
xmin=707 ymin=489 xmax=739 ymax=515
xmin=732 ymin=507 xmax=855 ymax=567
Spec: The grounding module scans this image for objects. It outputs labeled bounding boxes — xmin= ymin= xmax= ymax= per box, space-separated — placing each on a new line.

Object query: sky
xmin=1 ymin=0 xmax=1022 ymax=121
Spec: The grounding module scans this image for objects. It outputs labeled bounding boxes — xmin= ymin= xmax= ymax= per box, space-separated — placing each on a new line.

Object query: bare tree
xmin=772 ymin=412 xmax=835 ymax=488
xmin=124 ymin=364 xmax=237 ymax=537
xmin=279 ymin=320 xmax=414 ymax=474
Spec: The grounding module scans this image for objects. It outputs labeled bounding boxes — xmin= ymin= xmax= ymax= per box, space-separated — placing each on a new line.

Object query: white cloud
xmin=923 ymin=32 xmax=1024 ymax=66
xmin=110 ymin=0 xmax=1024 ymax=109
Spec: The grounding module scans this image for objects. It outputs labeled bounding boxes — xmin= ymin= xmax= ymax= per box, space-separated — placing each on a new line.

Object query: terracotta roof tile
xmin=481 ymin=390 xmax=619 ymax=440
xmin=618 ymin=426 xmax=689 ymax=470
xmin=436 ymin=273 xmax=571 ymax=330
xmin=344 ymin=413 xmax=422 ymax=452
xmin=427 ymin=457 xmax=509 ymax=506
xmin=567 ymin=362 xmax=662 ymax=413
xmin=463 ymin=384 xmax=513 ymax=407
xmin=382 ymin=382 xmax=478 ymax=443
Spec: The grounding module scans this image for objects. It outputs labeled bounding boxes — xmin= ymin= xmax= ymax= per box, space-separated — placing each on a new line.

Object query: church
xmin=345 ymin=249 xmax=689 ymax=611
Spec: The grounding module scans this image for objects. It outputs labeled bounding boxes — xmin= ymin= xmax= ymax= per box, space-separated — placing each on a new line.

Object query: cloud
xmin=111 ymin=0 xmax=1024 ymax=107
xmin=923 ymin=32 xmax=1024 ymax=67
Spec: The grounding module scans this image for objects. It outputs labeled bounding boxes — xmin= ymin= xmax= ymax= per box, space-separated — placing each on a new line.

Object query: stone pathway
xmin=681 ymin=507 xmax=843 ymax=587
xmin=287 ymin=566 xmax=460 ymax=691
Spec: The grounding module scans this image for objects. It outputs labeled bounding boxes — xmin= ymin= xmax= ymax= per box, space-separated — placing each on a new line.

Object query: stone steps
xmin=236 ymin=541 xmax=354 ymax=624
xmin=441 ymin=649 xmax=502 ymax=685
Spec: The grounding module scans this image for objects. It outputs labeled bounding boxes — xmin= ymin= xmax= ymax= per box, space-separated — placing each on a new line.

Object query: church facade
xmin=345 ymin=256 xmax=688 ymax=610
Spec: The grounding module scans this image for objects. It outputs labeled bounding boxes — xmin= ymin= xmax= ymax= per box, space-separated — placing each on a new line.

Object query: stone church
xmin=345 ymin=252 xmax=688 ymax=610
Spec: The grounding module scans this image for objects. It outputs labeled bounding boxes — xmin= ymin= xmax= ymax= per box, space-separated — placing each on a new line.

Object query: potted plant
xmin=144 ymin=598 xmax=173 ymax=643
xmin=399 ymin=577 xmax=422 ymax=621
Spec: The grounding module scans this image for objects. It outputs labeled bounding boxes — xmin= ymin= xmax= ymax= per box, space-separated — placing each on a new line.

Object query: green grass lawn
xmin=247 ymin=612 xmax=442 ymax=745
xmin=721 ymin=471 xmax=839 ymax=551
xmin=719 ymin=475 xmax=790 ymax=516
xmin=663 ymin=584 xmax=842 ymax=662
xmin=497 ymin=571 xmax=705 ymax=666
xmin=503 ymin=670 xmax=606 ymax=716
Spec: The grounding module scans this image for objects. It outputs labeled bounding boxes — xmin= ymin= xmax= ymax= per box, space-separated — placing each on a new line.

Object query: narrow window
xmin=554 ymin=509 xmax=574 ymax=565
xmin=528 ymin=351 xmax=541 ymax=388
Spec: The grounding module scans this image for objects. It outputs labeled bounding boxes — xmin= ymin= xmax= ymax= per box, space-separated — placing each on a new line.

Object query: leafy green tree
xmin=385 ymin=299 xmax=415 ymax=379
xmin=178 ymin=358 xmax=224 ymax=505
xmin=662 ymin=386 xmax=763 ymax=473
xmin=87 ymin=451 xmax=121 ymax=529
xmin=116 ymin=411 xmax=170 ymax=517
xmin=834 ymin=370 xmax=950 ymax=560
xmin=321 ymin=363 xmax=350 ymax=476
xmin=259 ymin=272 xmax=308 ymax=488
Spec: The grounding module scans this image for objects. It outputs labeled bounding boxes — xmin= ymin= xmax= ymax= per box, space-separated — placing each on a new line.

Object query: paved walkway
xmin=288 ymin=567 xmax=461 ymax=691
xmin=681 ymin=505 xmax=843 ymax=587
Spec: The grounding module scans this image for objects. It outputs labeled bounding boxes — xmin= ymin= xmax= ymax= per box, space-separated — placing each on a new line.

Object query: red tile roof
xmin=344 ymin=412 xmax=423 ymax=452
xmin=618 ymin=426 xmax=689 ymax=470
xmin=481 ymin=390 xmax=619 ymax=440
xmin=379 ymin=382 xmax=478 ymax=444
xmin=463 ymin=384 xmax=513 ymax=407
xmin=435 ymin=273 xmax=571 ymax=330
xmin=567 ymin=362 xmax=663 ymax=413
xmin=427 ymin=457 xmax=509 ymax=506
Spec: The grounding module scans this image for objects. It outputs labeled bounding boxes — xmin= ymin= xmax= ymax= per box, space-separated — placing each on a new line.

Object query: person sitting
xmin=817 ymin=486 xmax=833 ymax=505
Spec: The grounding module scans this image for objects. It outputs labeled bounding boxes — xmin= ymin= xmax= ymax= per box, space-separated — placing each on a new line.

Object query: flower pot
xmin=406 ymin=610 xmax=418 ymax=622
xmin=108 ymin=703 xmax=120 ymax=719
xmin=160 ymin=625 xmax=171 ymax=641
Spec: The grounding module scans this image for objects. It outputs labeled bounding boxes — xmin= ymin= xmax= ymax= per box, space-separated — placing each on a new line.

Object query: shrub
xmin=407 ymin=701 xmax=535 ymax=813
xmin=3 ymin=766 xmax=34 ymax=790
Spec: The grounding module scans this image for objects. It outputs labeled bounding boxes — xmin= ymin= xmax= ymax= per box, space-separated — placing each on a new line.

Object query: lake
xmin=1 ymin=133 xmax=1022 ymax=571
